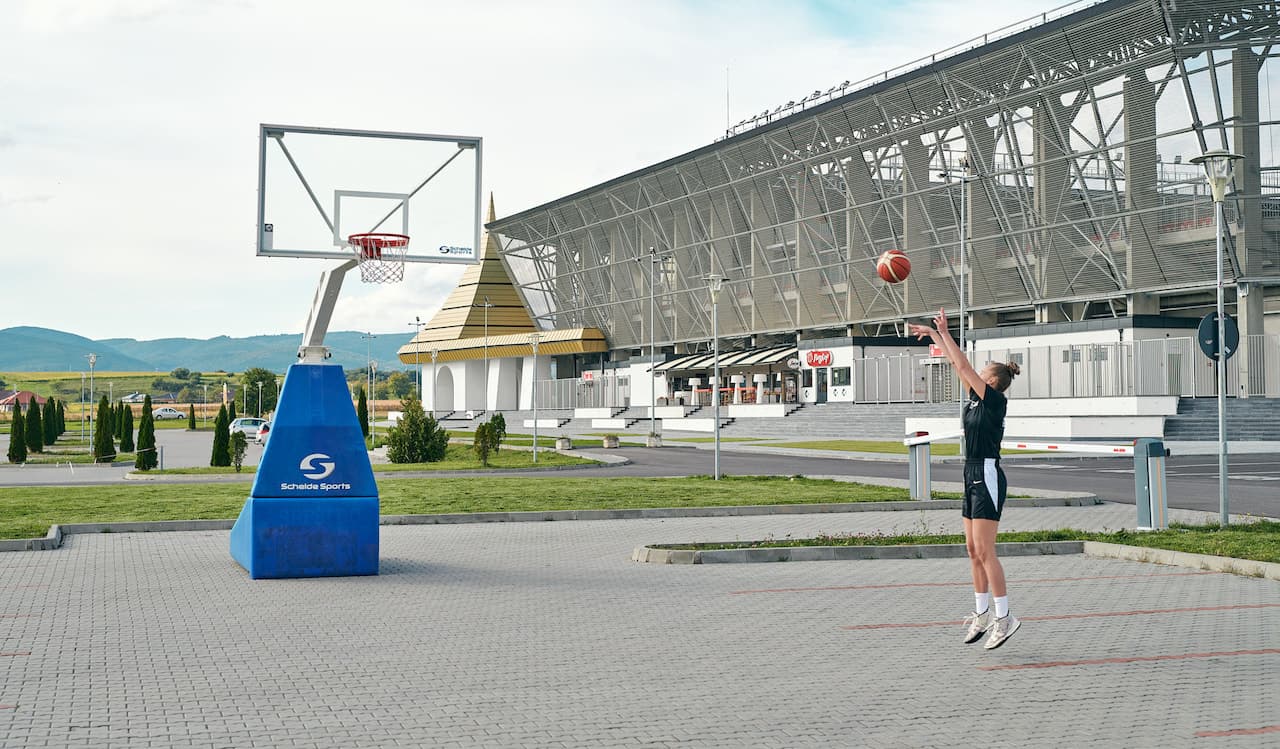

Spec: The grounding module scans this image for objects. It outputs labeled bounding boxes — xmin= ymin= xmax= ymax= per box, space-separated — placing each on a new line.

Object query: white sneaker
xmin=962 ymin=609 xmax=992 ymax=644
xmin=983 ymin=614 xmax=1021 ymax=650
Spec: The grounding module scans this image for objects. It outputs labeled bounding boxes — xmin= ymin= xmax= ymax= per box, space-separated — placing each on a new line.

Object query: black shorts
xmin=963 ymin=459 xmax=1007 ymax=521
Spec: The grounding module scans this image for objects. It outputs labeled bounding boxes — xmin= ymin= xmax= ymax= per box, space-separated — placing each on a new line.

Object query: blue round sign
xmin=1197 ymin=312 xmax=1239 ymax=361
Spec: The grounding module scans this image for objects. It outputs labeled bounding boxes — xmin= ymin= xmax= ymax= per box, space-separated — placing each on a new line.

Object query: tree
xmin=187 ymin=403 xmax=196 ymax=430
xmin=42 ymin=397 xmax=57 ymax=446
xmin=92 ymin=395 xmax=116 ymax=463
xmin=55 ymin=400 xmax=65 ymax=435
xmin=473 ymin=422 xmax=498 ymax=467
xmin=24 ymin=398 xmax=44 ymax=453
xmin=119 ymin=406 xmax=135 ymax=453
xmin=228 ymin=399 xmax=237 ymax=422
xmin=385 ymin=370 xmax=414 ymax=400
xmin=488 ymin=413 xmax=506 ymax=453
xmin=134 ymin=396 xmax=157 ymax=471
xmin=240 ymin=368 xmax=279 ymax=417
xmin=210 ymin=404 xmax=230 ymax=467
xmin=356 ymin=386 xmax=369 ymax=438
xmin=171 ymin=367 xmax=191 ymax=380
xmin=115 ymin=402 xmax=127 ymax=441
xmin=7 ymin=406 xmax=26 ymax=464
xmin=230 ymin=431 xmax=248 ymax=472
xmin=386 ymin=397 xmax=450 ymax=464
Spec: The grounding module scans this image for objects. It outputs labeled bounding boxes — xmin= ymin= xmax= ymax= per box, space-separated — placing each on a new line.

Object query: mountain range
xmin=0 ymin=327 xmax=416 ymax=374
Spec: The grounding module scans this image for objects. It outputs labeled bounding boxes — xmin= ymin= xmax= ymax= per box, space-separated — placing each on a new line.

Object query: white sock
xmin=994 ymin=595 xmax=1009 ymax=619
xmin=974 ymin=592 xmax=990 ymax=614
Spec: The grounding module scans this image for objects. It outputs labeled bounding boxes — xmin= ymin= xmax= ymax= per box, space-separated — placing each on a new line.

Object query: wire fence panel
xmin=534 ymin=376 xmax=630 ymax=410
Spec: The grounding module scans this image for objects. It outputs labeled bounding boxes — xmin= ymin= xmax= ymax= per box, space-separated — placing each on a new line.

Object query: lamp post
xmin=85 ymin=353 xmax=97 ymax=436
xmin=706 ymin=275 xmax=725 ymax=480
xmin=202 ymin=384 xmax=209 ymax=426
xmin=1190 ymin=148 xmax=1243 ymax=527
xmin=430 ymin=350 xmax=439 ymax=416
xmin=939 ymin=155 xmax=973 ymax=354
xmin=369 ymin=360 xmax=377 ymax=441
xmin=638 ymin=248 xmax=672 ymax=439
xmin=530 ymin=332 xmax=541 ymax=464
xmin=80 ymin=372 xmax=86 ymax=441
xmin=474 ymin=297 xmax=494 ymax=414
xmin=257 ymin=382 xmax=263 ymax=417
xmin=409 ymin=316 xmax=423 ymax=401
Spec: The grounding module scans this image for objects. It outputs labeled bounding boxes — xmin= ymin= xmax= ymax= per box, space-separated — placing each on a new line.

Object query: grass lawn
xmin=0 ymin=476 xmax=952 ymax=540
xmin=754 ymin=439 xmax=961 ymax=455
xmin=653 ymin=521 xmax=1280 ymax=565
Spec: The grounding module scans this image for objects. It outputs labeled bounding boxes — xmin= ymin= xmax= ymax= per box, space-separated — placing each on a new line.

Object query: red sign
xmin=582 ymin=371 xmax=595 ymax=382
xmin=928 ymin=344 xmax=943 ymax=358
xmin=805 ymin=350 xmax=833 ymax=367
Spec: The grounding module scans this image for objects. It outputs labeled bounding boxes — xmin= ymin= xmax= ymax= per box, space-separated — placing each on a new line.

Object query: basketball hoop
xmin=347 ymin=233 xmax=410 ymax=283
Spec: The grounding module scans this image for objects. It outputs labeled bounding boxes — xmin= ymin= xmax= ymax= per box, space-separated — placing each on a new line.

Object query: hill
xmin=0 ymin=327 xmax=414 ymax=374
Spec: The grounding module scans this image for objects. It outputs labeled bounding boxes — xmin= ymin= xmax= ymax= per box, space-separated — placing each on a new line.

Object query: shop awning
xmin=654 ymin=345 xmax=797 ymax=372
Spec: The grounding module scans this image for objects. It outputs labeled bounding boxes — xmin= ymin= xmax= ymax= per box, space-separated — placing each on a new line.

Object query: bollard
xmin=1134 ymin=438 xmax=1169 ymax=530
xmin=907 ymin=432 xmax=931 ymax=500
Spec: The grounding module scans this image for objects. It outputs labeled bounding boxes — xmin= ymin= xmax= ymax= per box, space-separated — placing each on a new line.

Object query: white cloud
xmin=1 ymin=0 xmax=1066 ymax=341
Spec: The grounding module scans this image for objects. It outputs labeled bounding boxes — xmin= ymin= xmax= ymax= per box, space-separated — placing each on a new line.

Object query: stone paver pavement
xmin=2 ymin=503 xmax=1278 ymax=748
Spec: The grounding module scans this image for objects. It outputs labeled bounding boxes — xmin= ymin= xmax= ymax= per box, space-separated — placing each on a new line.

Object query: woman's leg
xmin=962 ymin=517 xmax=990 ymax=595
xmin=968 ymin=518 xmax=1005 ymax=597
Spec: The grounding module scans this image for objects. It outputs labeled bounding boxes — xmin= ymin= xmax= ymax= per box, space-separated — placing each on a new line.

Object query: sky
xmin=1 ymin=0 xmax=1072 ymax=342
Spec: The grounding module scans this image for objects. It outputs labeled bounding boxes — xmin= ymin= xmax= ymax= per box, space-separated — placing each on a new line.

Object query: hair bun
xmin=1005 ymin=361 xmax=1021 ymax=376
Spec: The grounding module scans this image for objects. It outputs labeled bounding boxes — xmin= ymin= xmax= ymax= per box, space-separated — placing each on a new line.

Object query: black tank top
xmin=962 ymin=386 xmax=1007 ymax=461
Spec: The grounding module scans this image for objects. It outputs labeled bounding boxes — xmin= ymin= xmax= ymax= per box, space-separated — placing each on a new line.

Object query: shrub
xmin=7 ymin=407 xmax=26 ymax=464
xmin=356 ymin=386 xmax=369 ymax=438
xmin=135 ymin=398 xmax=157 ymax=471
xmin=92 ymin=396 xmax=116 ymax=463
xmin=210 ymin=404 xmax=231 ymax=467
xmin=473 ymin=422 xmax=498 ymax=466
xmin=24 ymin=399 xmax=44 ymax=453
xmin=119 ymin=406 xmax=135 ymax=453
xmin=488 ymin=412 xmax=507 ymax=453
xmin=386 ymin=397 xmax=450 ymax=464
xmin=187 ymin=403 xmax=196 ymax=430
xmin=230 ymin=431 xmax=248 ymax=472
xmin=42 ymin=397 xmax=57 ymax=446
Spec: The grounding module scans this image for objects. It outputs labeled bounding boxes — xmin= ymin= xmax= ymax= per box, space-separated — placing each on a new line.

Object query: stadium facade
xmin=407 ymin=0 xmax=1280 ymax=433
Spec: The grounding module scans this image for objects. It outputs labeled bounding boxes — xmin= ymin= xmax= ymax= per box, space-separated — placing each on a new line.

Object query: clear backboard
xmin=256 ymin=124 xmax=482 ymax=265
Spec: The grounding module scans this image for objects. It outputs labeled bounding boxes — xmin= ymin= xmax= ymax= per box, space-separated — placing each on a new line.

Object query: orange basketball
xmin=877 ymin=250 xmax=911 ymax=283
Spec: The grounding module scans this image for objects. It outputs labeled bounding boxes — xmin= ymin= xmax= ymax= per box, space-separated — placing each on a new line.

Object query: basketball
xmin=877 ymin=250 xmax=911 ymax=283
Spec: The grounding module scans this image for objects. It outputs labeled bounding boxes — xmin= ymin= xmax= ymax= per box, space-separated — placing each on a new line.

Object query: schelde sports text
xmin=279 ymin=482 xmax=354 ymax=491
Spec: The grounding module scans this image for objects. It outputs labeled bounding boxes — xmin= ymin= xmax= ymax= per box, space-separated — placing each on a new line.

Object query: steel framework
xmin=492 ymin=0 xmax=1280 ymax=353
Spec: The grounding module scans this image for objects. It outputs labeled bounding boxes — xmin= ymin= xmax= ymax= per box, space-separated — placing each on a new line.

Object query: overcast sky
xmin=2 ymin=0 xmax=1068 ymax=341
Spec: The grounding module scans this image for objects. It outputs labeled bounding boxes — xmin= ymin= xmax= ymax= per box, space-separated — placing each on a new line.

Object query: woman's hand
xmin=907 ymin=323 xmax=936 ymax=341
xmin=932 ymin=308 xmax=948 ymax=333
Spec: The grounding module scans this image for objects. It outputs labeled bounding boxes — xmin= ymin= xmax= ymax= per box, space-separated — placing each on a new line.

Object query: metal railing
xmin=534 ymin=375 xmax=630 ymax=410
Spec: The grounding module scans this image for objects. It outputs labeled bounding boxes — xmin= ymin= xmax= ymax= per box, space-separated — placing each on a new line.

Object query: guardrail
xmin=903 ymin=432 xmax=1168 ymax=529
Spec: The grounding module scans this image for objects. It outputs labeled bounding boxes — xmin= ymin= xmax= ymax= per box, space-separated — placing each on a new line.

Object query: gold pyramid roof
xmin=398 ymin=195 xmax=607 ymax=364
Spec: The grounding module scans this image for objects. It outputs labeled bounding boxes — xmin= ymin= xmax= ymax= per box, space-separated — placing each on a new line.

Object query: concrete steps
xmin=1163 ymin=397 xmax=1280 ymax=441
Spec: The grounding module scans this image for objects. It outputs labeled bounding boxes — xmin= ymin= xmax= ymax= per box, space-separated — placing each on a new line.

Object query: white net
xmin=348 ymin=234 xmax=409 ymax=284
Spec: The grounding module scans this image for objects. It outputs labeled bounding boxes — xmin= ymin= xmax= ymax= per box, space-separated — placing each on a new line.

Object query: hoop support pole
xmin=299 ymin=260 xmax=358 ymax=363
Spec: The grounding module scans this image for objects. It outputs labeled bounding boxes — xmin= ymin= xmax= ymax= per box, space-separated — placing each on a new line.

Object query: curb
xmin=0 ymin=496 xmax=1098 ymax=552
xmin=633 ymin=541 xmax=1085 ymax=564
xmin=1083 ymin=541 xmax=1280 ymax=582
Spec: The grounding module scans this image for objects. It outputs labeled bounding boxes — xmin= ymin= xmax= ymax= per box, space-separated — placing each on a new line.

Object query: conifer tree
xmin=187 ymin=403 xmax=196 ymax=430
xmin=356 ymin=386 xmax=369 ymax=438
xmin=210 ymin=404 xmax=231 ymax=467
xmin=92 ymin=395 xmax=116 ymax=463
xmin=56 ymin=400 xmax=65 ymax=435
xmin=228 ymin=399 xmax=237 ymax=422
xmin=116 ymin=403 xmax=127 ymax=441
xmin=24 ymin=398 xmax=44 ymax=453
xmin=119 ymin=406 xmax=136 ymax=453
xmin=135 ymin=397 xmax=157 ymax=470
xmin=43 ymin=397 xmax=57 ymax=446
xmin=7 ymin=406 xmax=26 ymax=464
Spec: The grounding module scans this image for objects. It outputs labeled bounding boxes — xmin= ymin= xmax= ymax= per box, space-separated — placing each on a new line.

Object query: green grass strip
xmin=0 ymin=476 xmax=953 ymax=540
xmin=653 ymin=520 xmax=1280 ymax=565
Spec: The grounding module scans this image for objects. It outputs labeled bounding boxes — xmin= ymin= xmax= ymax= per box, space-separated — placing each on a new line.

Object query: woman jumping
xmin=909 ymin=309 xmax=1022 ymax=650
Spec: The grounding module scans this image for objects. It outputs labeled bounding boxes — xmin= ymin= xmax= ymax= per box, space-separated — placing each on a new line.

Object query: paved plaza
xmin=2 ymin=503 xmax=1279 ymax=748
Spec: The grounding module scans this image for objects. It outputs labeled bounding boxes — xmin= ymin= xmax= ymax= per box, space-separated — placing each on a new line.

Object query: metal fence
xmin=534 ymin=375 xmax=630 ymax=410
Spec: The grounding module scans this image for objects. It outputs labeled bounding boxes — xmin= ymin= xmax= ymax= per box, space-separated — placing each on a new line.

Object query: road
xmin=1 ymin=431 xmax=1276 ymax=518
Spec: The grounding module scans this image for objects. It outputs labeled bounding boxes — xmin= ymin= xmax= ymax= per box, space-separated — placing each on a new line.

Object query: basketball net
xmin=347 ymin=233 xmax=409 ymax=284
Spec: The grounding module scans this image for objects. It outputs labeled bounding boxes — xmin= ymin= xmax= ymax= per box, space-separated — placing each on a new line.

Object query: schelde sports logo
xmin=438 ymin=245 xmax=472 ymax=255
xmin=300 ymin=453 xmax=335 ymax=479
xmin=278 ymin=453 xmax=352 ymax=491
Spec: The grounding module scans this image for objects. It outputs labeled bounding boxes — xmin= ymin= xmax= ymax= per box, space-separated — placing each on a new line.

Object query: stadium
xmin=403 ymin=0 xmax=1280 ymax=440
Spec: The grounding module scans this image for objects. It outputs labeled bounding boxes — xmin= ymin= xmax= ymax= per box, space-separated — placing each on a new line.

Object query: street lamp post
xmin=369 ymin=360 xmax=377 ymax=442
xmin=1190 ymin=149 xmax=1243 ymax=527
xmin=706 ymin=275 xmax=725 ymax=480
xmin=481 ymin=297 xmax=492 ymax=414
xmin=530 ymin=332 xmax=541 ymax=464
xmin=80 ymin=372 xmax=86 ymax=441
xmin=430 ymin=350 xmax=439 ymax=416
xmin=257 ymin=382 xmax=263 ymax=417
xmin=85 ymin=353 xmax=97 ymax=437
xmin=638 ymin=248 xmax=672 ymax=439
xmin=409 ymin=316 xmax=423 ymax=401
xmin=202 ymin=384 xmax=209 ymax=426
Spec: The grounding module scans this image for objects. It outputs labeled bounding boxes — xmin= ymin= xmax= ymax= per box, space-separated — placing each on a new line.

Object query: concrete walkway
xmin=2 ymin=503 xmax=1277 ymax=748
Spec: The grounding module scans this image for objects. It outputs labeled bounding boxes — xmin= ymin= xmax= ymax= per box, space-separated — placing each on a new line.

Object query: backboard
xmin=256 ymin=124 xmax=482 ymax=265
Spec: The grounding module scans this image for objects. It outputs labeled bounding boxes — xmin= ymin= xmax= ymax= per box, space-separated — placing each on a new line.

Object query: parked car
xmin=121 ymin=393 xmax=147 ymax=403
xmin=152 ymin=407 xmax=185 ymax=420
xmin=254 ymin=421 xmax=271 ymax=445
xmin=229 ymin=417 xmax=267 ymax=439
